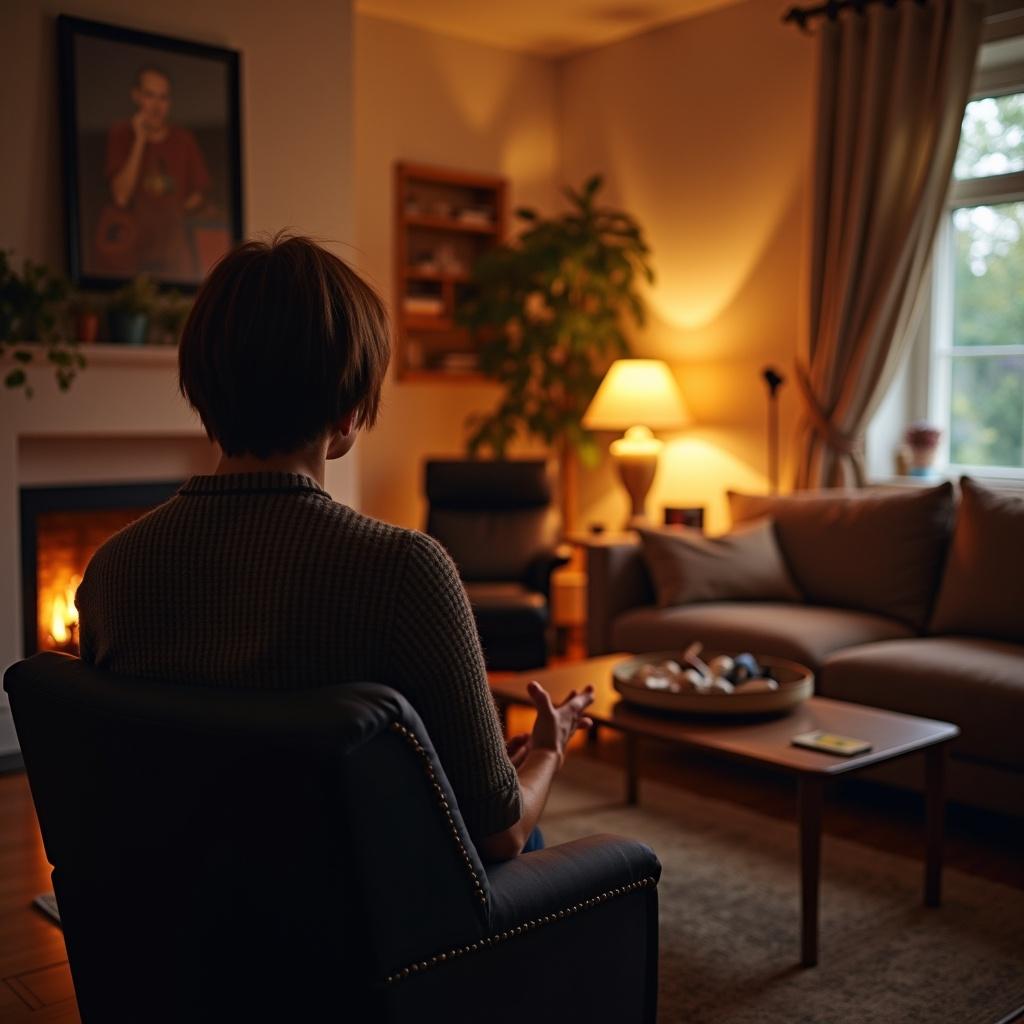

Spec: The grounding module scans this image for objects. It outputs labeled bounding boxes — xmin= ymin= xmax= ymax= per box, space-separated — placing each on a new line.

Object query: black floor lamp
xmin=762 ymin=367 xmax=784 ymax=494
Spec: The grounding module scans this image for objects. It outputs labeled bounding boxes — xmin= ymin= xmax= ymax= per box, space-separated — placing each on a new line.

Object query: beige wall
xmin=559 ymin=0 xmax=814 ymax=532
xmin=0 ymin=0 xmax=359 ymax=503
xmin=353 ymin=14 xmax=560 ymax=529
xmin=2 ymin=0 xmax=815 ymax=535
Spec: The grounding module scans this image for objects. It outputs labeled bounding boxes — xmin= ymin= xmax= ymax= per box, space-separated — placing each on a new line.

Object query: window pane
xmin=949 ymin=354 xmax=1024 ymax=468
xmin=954 ymin=93 xmax=1024 ymax=180
xmin=953 ymin=203 xmax=1024 ymax=347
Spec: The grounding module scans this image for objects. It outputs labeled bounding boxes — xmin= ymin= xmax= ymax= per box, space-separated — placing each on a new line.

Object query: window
xmin=930 ymin=84 xmax=1024 ymax=476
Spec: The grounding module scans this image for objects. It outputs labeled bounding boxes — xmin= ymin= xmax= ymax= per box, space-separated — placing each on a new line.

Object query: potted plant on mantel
xmin=0 ymin=250 xmax=85 ymax=398
xmin=459 ymin=175 xmax=654 ymax=526
xmin=107 ymin=274 xmax=159 ymax=345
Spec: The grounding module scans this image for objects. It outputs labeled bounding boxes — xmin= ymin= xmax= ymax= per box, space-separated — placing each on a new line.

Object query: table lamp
xmin=583 ymin=358 xmax=690 ymax=527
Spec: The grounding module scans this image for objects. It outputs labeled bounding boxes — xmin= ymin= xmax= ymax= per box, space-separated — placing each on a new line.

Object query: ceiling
xmin=356 ymin=0 xmax=746 ymax=57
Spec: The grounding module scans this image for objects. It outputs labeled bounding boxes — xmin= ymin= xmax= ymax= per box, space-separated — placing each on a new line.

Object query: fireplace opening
xmin=20 ymin=482 xmax=182 ymax=657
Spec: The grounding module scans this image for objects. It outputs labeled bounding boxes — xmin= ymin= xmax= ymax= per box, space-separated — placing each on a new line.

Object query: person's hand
xmin=506 ymin=732 xmax=531 ymax=770
xmin=527 ymin=681 xmax=595 ymax=767
xmin=131 ymin=110 xmax=147 ymax=142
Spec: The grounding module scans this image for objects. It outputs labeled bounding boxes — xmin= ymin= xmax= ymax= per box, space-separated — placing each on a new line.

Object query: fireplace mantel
xmin=0 ymin=345 xmax=360 ymax=761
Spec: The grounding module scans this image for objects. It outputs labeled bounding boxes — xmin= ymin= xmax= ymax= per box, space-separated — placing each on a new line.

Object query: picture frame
xmin=663 ymin=506 xmax=705 ymax=531
xmin=57 ymin=15 xmax=243 ymax=291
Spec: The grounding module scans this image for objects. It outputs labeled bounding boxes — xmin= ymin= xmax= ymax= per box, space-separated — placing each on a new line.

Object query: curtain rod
xmin=783 ymin=0 xmax=927 ymax=31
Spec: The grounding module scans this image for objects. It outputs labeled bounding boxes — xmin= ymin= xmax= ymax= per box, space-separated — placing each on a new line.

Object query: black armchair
xmin=5 ymin=653 xmax=661 ymax=1024
xmin=425 ymin=459 xmax=570 ymax=670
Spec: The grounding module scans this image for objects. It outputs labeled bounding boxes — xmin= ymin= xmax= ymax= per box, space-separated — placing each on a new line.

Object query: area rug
xmin=543 ymin=755 xmax=1024 ymax=1024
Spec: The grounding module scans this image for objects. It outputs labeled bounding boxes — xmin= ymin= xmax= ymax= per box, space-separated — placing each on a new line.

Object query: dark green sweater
xmin=76 ymin=471 xmax=521 ymax=838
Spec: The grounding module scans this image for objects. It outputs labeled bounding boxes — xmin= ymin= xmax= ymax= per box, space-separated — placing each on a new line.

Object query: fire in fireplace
xmin=21 ymin=483 xmax=182 ymax=657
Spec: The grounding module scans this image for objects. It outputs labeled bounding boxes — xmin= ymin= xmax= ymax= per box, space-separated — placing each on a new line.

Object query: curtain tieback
xmin=794 ymin=362 xmax=861 ymax=456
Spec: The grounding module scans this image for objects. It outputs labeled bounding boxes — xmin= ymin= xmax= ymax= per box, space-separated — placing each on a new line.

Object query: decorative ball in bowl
xmin=612 ymin=644 xmax=813 ymax=715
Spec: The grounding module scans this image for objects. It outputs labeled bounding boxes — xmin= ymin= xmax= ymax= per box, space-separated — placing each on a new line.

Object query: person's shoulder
xmin=95 ymin=496 xmax=182 ymax=551
xmin=331 ymin=506 xmax=455 ymax=570
xmin=330 ymin=504 xmax=429 ymax=553
xmin=79 ymin=496 xmax=182 ymax=583
xmin=168 ymin=123 xmax=200 ymax=147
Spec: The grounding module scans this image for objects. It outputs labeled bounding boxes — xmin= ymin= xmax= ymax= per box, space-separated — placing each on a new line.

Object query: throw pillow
xmin=637 ymin=518 xmax=802 ymax=609
xmin=728 ymin=483 xmax=954 ymax=629
xmin=930 ymin=477 xmax=1024 ymax=643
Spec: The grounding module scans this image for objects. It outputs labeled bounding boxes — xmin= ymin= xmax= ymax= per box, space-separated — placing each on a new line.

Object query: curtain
xmin=794 ymin=0 xmax=984 ymax=489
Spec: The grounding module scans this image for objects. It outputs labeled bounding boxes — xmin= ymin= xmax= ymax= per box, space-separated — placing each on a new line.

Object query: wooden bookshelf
xmin=393 ymin=162 xmax=506 ymax=380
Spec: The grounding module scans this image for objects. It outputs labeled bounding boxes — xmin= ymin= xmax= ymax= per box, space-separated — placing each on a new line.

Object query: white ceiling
xmin=356 ymin=0 xmax=746 ymax=57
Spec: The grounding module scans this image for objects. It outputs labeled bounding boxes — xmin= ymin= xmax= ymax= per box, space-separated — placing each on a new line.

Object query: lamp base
xmin=609 ymin=426 xmax=664 ymax=529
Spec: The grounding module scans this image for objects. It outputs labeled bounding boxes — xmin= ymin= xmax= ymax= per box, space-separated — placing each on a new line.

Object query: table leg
xmin=798 ymin=776 xmax=824 ymax=968
xmin=625 ymin=734 xmax=639 ymax=806
xmin=925 ymin=745 xmax=946 ymax=908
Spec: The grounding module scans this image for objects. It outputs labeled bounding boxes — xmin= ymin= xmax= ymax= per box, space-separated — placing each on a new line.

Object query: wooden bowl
xmin=612 ymin=651 xmax=814 ymax=716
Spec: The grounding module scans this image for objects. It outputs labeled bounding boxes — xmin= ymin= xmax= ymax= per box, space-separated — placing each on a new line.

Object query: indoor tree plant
xmin=0 ymin=250 xmax=84 ymax=397
xmin=459 ymin=175 xmax=654 ymax=520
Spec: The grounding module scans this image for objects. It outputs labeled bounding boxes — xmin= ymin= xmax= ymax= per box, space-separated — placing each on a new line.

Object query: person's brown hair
xmin=179 ymin=234 xmax=390 ymax=458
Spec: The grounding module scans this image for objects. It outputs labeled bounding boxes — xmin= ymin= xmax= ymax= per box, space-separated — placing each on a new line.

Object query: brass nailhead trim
xmin=382 ymin=876 xmax=657 ymax=985
xmin=389 ymin=721 xmax=487 ymax=905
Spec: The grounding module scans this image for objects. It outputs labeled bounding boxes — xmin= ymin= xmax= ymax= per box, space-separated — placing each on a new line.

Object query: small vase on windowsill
xmin=905 ymin=421 xmax=941 ymax=478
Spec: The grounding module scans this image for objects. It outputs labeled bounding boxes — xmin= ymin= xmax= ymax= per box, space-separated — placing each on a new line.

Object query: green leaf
xmin=13 ymin=349 xmax=32 ymax=363
xmin=5 ymin=368 xmax=26 ymax=388
xmin=515 ymin=207 xmax=538 ymax=221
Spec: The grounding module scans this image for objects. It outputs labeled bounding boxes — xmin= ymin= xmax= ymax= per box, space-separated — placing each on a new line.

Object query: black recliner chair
xmin=5 ymin=653 xmax=661 ymax=1023
xmin=425 ymin=459 xmax=570 ymax=670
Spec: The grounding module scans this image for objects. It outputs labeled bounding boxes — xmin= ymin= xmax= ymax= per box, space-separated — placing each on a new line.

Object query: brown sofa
xmin=584 ymin=480 xmax=1024 ymax=816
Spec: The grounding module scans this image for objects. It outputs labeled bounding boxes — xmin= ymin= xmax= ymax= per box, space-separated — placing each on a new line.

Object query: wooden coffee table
xmin=490 ymin=654 xmax=960 ymax=968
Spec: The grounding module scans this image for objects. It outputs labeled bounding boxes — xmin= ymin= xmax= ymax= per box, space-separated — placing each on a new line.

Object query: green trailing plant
xmin=0 ymin=251 xmax=83 ymax=398
xmin=460 ymin=174 xmax=654 ymax=466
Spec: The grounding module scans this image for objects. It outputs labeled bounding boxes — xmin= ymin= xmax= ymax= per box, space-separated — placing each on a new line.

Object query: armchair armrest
xmin=523 ymin=543 xmax=574 ymax=597
xmin=383 ymin=834 xmax=661 ymax=1024
xmin=486 ymin=833 xmax=660 ymax=933
xmin=583 ymin=536 xmax=654 ymax=655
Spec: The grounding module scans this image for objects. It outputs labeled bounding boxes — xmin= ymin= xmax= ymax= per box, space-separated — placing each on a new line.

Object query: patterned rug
xmin=543 ymin=755 xmax=1024 ymax=1024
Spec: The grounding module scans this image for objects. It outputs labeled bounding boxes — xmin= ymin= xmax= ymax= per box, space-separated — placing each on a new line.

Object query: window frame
xmin=927 ymin=62 xmax=1024 ymax=480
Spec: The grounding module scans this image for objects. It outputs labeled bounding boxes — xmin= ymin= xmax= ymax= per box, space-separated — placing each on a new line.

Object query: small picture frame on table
xmin=663 ymin=506 xmax=705 ymax=531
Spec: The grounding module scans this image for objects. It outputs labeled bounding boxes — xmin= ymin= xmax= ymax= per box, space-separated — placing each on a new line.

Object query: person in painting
xmin=75 ymin=234 xmax=594 ymax=862
xmin=97 ymin=66 xmax=211 ymax=279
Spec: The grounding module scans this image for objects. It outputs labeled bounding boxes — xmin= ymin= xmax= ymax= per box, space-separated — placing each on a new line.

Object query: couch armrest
xmin=583 ymin=536 xmax=654 ymax=655
xmin=486 ymin=833 xmax=660 ymax=933
xmin=523 ymin=544 xmax=574 ymax=598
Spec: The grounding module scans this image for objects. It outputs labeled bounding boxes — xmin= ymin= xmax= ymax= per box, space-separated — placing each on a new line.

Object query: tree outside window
xmin=934 ymin=90 xmax=1024 ymax=473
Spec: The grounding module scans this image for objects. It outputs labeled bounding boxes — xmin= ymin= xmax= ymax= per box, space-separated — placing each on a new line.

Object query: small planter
xmin=74 ymin=311 xmax=100 ymax=344
xmin=904 ymin=421 xmax=941 ymax=478
xmin=108 ymin=311 xmax=149 ymax=345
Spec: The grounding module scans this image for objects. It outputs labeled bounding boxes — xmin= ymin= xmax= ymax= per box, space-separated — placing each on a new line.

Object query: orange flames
xmin=44 ymin=574 xmax=81 ymax=651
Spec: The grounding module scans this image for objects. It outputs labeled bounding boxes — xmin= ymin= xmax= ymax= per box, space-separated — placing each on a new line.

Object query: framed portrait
xmin=57 ymin=16 xmax=243 ymax=291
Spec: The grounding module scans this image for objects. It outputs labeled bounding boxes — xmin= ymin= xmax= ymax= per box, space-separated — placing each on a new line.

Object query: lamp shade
xmin=582 ymin=359 xmax=690 ymax=432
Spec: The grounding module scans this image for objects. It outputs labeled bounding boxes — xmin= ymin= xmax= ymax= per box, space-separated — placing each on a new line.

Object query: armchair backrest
xmin=425 ymin=460 xmax=561 ymax=583
xmin=4 ymin=653 xmax=492 ymax=1023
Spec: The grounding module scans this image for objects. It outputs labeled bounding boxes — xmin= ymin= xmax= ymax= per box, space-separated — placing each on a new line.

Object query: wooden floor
xmin=2 ymin=711 xmax=1021 ymax=1022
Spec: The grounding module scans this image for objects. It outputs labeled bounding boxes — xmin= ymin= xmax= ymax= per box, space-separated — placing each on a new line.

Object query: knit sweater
xmin=75 ymin=471 xmax=522 ymax=838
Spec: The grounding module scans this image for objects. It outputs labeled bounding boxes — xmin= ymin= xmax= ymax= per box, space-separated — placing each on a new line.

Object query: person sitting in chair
xmin=75 ymin=233 xmax=593 ymax=861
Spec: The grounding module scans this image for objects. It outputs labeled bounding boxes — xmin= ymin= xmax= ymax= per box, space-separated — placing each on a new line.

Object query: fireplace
xmin=20 ymin=482 xmax=182 ymax=658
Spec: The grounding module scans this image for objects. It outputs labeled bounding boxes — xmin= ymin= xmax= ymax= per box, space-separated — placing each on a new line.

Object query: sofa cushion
xmin=637 ymin=519 xmax=801 ymax=608
xmin=819 ymin=636 xmax=1024 ymax=772
xmin=930 ymin=478 xmax=1024 ymax=644
xmin=610 ymin=602 xmax=912 ymax=672
xmin=728 ymin=484 xmax=954 ymax=630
